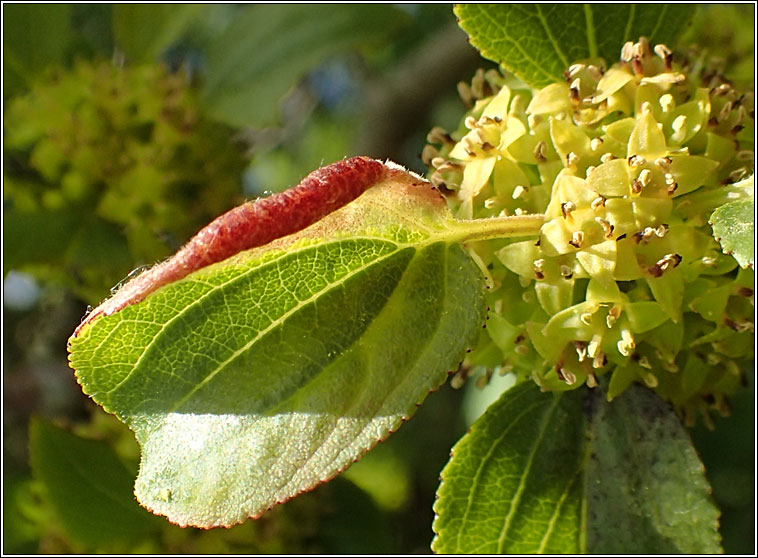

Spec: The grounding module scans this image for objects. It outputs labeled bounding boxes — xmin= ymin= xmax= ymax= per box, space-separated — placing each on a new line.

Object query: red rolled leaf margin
xmin=74 ymin=157 xmax=422 ymax=335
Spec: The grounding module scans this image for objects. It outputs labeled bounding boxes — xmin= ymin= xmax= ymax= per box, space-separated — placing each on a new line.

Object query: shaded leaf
xmin=710 ymin=196 xmax=755 ymax=269
xmin=432 ymin=380 xmax=722 ymax=554
xmin=2 ymin=4 xmax=74 ymax=95
xmin=201 ymin=4 xmax=407 ymax=128
xmin=455 ymin=4 xmax=697 ymax=88
xmin=432 ymin=382 xmax=586 ymax=554
xmin=3 ymin=209 xmax=80 ymax=270
xmin=112 ymin=4 xmax=207 ymax=63
xmin=68 ymin=173 xmax=509 ymax=527
xmin=3 ymin=209 xmax=135 ymax=303
xmin=29 ymin=419 xmax=161 ymax=548
xmin=585 ymin=382 xmax=722 ymax=554
xmin=2 ymin=474 xmax=42 ymax=554
xmin=317 ymin=477 xmax=394 ymax=554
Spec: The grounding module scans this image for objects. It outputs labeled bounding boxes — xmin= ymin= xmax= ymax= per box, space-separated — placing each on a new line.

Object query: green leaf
xmin=585 ymin=382 xmax=722 ymax=554
xmin=29 ymin=419 xmax=161 ymax=549
xmin=201 ymin=4 xmax=407 ymax=128
xmin=112 ymin=4 xmax=207 ymax=63
xmin=432 ymin=380 xmax=722 ymax=553
xmin=3 ymin=209 xmax=80 ymax=270
xmin=432 ymin=382 xmax=586 ymax=554
xmin=68 ymin=175 xmax=516 ymax=528
xmin=2 ymin=4 xmax=74 ymax=96
xmin=710 ymin=196 xmax=755 ymax=269
xmin=454 ymin=4 xmax=697 ymax=88
xmin=2 ymin=474 xmax=42 ymax=553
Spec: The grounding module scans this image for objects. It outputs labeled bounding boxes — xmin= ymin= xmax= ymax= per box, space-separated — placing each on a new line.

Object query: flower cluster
xmin=425 ymin=38 xmax=754 ymax=425
xmin=4 ymin=60 xmax=249 ymax=301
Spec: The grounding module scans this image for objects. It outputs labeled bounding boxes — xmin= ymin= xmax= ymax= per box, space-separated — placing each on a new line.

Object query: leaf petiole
xmin=447 ymin=213 xmax=544 ymax=244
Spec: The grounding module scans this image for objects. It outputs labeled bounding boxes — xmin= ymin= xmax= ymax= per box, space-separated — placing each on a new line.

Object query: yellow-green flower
xmin=427 ymin=38 xmax=754 ymax=426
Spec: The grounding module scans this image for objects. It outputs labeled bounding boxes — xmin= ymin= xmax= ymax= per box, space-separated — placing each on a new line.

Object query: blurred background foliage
xmin=2 ymin=3 xmax=754 ymax=554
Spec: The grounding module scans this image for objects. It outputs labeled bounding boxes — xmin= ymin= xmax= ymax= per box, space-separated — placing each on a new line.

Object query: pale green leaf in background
xmin=2 ymin=4 xmax=74 ymax=95
xmin=585 ymin=382 xmax=723 ymax=554
xmin=454 ymin=4 xmax=697 ymax=88
xmin=112 ymin=4 xmax=208 ymax=64
xmin=710 ymin=194 xmax=755 ymax=270
xmin=201 ymin=4 xmax=407 ymax=128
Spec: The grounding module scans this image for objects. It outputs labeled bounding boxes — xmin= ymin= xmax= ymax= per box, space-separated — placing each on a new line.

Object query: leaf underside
xmin=454 ymin=4 xmax=697 ymax=88
xmin=432 ymin=381 xmax=722 ymax=554
xmin=710 ymin=197 xmax=755 ymax=269
xmin=68 ymin=178 xmax=487 ymax=527
xmin=585 ymin=382 xmax=722 ymax=554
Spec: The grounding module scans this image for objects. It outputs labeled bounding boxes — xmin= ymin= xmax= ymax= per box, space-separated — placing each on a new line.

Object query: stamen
xmin=568 ymin=230 xmax=585 ymax=248
xmin=457 ymin=81 xmax=473 ymax=108
xmin=567 ymin=63 xmax=585 ymax=78
xmin=654 ymin=43 xmax=673 ymax=69
xmin=654 ymin=156 xmax=672 ymax=171
xmin=421 ymin=145 xmax=439 ymax=166
xmin=659 ymin=94 xmax=674 ymax=112
xmin=671 ymin=115 xmax=687 ymax=142
xmin=592 ymin=352 xmax=607 ymax=369
xmin=621 ymin=41 xmax=635 ymax=62
xmin=514 ymin=344 xmax=529 ymax=355
xmin=638 ymin=168 xmax=652 ymax=186
xmin=718 ymin=101 xmax=733 ymax=122
xmin=595 ymin=217 xmax=614 ymax=238
xmin=574 ymin=341 xmax=588 ymax=361
xmin=427 ymin=127 xmax=454 ymax=145
xmin=655 ymin=224 xmax=669 ymax=237
xmin=534 ymin=141 xmax=548 ymax=162
xmin=628 ymin=154 xmax=647 ymax=167
xmin=533 ymin=258 xmax=546 ymax=280
xmin=569 ymin=78 xmax=581 ymax=104
xmin=431 ymin=156 xmax=447 ymax=169
xmin=561 ymin=201 xmax=576 ymax=218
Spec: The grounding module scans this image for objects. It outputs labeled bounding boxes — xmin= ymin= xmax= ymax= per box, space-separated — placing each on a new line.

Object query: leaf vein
xmin=496 ymin=393 xmax=562 ymax=552
xmin=453 ymin=393 xmax=546 ymax=552
xmin=534 ymin=5 xmax=570 ymax=68
xmin=477 ymin=5 xmax=561 ymax=83
xmin=166 ymin=246 xmax=404 ymax=414
xmin=537 ymin=457 xmax=581 ymax=552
